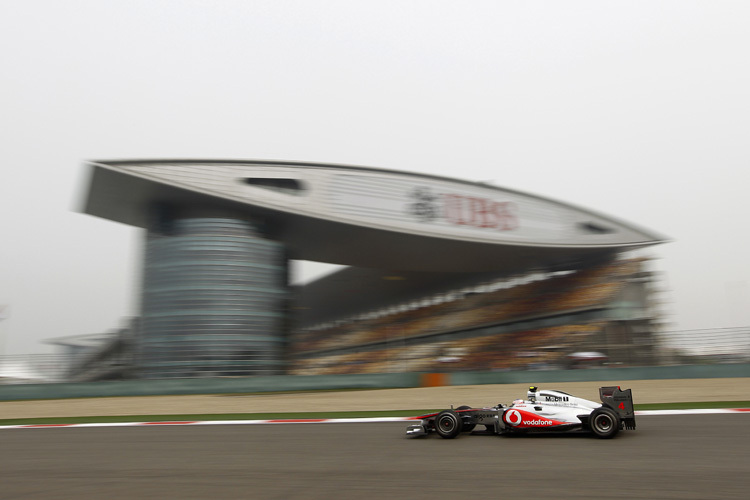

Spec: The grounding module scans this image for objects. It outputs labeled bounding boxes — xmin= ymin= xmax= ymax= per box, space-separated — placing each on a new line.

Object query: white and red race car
xmin=406 ymin=386 xmax=636 ymax=439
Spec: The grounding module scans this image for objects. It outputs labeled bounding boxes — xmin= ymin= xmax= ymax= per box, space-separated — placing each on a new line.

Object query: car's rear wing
xmin=599 ymin=386 xmax=636 ymax=430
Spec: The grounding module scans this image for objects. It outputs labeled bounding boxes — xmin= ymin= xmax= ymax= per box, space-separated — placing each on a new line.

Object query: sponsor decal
xmin=407 ymin=187 xmax=518 ymax=231
xmin=505 ymin=410 xmax=523 ymax=426
xmin=472 ymin=413 xmax=497 ymax=420
xmin=408 ymin=188 xmax=440 ymax=223
xmin=504 ymin=409 xmax=557 ymax=427
xmin=523 ymin=419 xmax=555 ymax=426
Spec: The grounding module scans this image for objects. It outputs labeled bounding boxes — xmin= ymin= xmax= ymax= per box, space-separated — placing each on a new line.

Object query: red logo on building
xmin=442 ymin=194 xmax=518 ymax=230
xmin=408 ymin=188 xmax=518 ymax=231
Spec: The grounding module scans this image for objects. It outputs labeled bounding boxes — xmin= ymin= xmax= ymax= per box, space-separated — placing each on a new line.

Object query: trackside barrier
xmin=420 ymin=373 xmax=448 ymax=387
xmin=0 ymin=364 xmax=748 ymax=401
xmin=0 ymin=373 xmax=422 ymax=402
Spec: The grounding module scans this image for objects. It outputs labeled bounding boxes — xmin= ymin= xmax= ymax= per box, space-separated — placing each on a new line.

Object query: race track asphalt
xmin=1 ymin=414 xmax=749 ymax=499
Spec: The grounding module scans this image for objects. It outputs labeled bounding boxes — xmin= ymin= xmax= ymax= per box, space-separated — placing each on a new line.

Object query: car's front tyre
xmin=435 ymin=410 xmax=462 ymax=439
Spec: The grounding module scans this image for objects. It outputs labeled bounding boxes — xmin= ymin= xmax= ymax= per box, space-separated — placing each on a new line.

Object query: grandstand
xmin=47 ymin=320 xmax=138 ymax=382
xmin=290 ymin=256 xmax=661 ymax=375
xmin=66 ymin=159 xmax=666 ymax=380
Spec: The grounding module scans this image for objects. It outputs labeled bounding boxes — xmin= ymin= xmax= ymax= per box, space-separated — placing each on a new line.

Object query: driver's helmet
xmin=527 ymin=386 xmax=539 ymax=402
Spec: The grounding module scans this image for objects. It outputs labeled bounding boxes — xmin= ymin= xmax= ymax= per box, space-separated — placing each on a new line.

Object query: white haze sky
xmin=1 ymin=1 xmax=749 ymax=355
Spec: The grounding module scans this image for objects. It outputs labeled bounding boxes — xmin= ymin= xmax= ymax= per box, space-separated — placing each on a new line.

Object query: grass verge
xmin=1 ymin=402 xmax=748 ymax=426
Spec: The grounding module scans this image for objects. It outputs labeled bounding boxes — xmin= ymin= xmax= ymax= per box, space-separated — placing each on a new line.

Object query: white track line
xmin=635 ymin=408 xmax=750 ymax=415
xmin=0 ymin=409 xmax=747 ymax=430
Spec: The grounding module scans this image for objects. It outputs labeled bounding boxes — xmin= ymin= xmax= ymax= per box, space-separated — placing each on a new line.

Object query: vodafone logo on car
xmin=504 ymin=409 xmax=556 ymax=427
xmin=505 ymin=410 xmax=523 ymax=426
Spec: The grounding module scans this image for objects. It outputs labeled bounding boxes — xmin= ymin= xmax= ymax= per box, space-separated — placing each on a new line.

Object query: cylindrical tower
xmin=138 ymin=212 xmax=287 ymax=378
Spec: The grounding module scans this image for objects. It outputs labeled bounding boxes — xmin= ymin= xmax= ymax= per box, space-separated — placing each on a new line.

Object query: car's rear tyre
xmin=435 ymin=410 xmax=462 ymax=439
xmin=456 ymin=405 xmax=476 ymax=432
xmin=590 ymin=407 xmax=620 ymax=439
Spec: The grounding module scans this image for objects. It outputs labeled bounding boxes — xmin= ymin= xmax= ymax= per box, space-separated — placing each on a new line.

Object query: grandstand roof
xmin=83 ymin=159 xmax=666 ymax=274
xmin=44 ymin=332 xmax=120 ymax=349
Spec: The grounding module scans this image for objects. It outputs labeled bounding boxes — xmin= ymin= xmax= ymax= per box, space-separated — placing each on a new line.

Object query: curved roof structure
xmin=83 ymin=159 xmax=666 ymax=274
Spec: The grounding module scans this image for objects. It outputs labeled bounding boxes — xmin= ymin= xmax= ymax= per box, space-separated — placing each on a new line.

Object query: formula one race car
xmin=406 ymin=386 xmax=636 ymax=439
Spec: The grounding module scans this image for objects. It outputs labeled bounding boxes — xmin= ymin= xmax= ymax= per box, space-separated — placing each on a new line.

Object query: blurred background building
xmin=5 ymin=159 xmax=745 ymax=384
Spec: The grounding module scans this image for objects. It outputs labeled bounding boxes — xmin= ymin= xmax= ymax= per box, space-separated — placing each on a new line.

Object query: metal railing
xmin=656 ymin=326 xmax=750 ymax=365
xmin=0 ymin=354 xmax=69 ymax=384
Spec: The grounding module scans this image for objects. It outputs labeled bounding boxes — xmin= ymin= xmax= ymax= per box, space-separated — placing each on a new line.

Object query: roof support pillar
xmin=136 ymin=208 xmax=288 ymax=378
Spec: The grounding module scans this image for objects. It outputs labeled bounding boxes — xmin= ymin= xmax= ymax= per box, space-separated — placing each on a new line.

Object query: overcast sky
xmin=1 ymin=1 xmax=749 ymax=355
